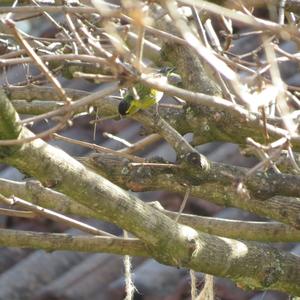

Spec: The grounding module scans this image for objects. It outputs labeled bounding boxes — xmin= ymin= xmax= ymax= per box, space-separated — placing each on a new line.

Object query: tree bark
xmin=0 ymin=90 xmax=300 ymax=294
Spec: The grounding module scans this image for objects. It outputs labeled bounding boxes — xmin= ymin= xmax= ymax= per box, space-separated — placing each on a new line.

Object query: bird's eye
xmin=118 ymin=100 xmax=130 ymax=115
xmin=159 ymin=66 xmax=175 ymax=76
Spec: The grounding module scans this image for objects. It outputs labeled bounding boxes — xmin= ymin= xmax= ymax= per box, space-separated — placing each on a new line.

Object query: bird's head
xmin=159 ymin=66 xmax=175 ymax=77
xmin=118 ymin=100 xmax=130 ymax=116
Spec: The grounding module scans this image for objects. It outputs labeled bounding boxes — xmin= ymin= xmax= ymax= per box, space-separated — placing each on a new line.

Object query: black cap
xmin=118 ymin=100 xmax=130 ymax=115
xmin=159 ymin=66 xmax=175 ymax=75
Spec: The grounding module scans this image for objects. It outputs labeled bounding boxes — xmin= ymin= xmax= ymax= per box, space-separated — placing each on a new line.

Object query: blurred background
xmin=0 ymin=1 xmax=299 ymax=299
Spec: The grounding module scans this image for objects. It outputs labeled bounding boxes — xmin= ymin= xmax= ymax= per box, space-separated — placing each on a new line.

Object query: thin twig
xmin=18 ymin=83 xmax=119 ymax=126
xmin=0 ymin=113 xmax=69 ymax=146
xmin=0 ymin=53 xmax=108 ymax=67
xmin=4 ymin=19 xmax=69 ymax=103
xmin=0 ymin=5 xmax=115 ymax=15
xmin=119 ymin=134 xmax=161 ymax=154
xmin=122 ymin=14 xmax=186 ymax=46
xmin=246 ymin=137 xmax=288 ymax=151
xmin=140 ymin=74 xmax=297 ymax=140
xmin=0 ymin=207 xmax=36 ymax=218
xmin=103 ymin=132 xmax=132 ymax=147
xmin=53 ymin=133 xmax=145 ymax=163
xmin=191 ymin=6 xmax=209 ymax=48
xmin=175 ymin=187 xmax=191 ymax=222
xmin=180 ymin=0 xmax=300 ymax=40
xmin=0 ymin=193 xmax=115 ymax=237
xmin=278 ymin=0 xmax=287 ymax=24
xmin=128 ymin=162 xmax=180 ymax=168
xmin=73 ymin=72 xmax=117 ymax=82
xmin=65 ymin=12 xmax=93 ymax=55
xmin=3 ymin=0 xmax=18 ymax=22
xmin=244 ymin=146 xmax=285 ymax=178
xmin=135 ymin=25 xmax=145 ymax=70
xmin=287 ymin=145 xmax=300 ymax=173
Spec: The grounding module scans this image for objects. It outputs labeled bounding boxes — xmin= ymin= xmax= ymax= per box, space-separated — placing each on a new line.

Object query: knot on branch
xmin=259 ymin=254 xmax=283 ymax=288
xmin=175 ymin=151 xmax=209 ymax=185
xmin=180 ymin=151 xmax=209 ymax=171
xmin=186 ymin=152 xmax=201 ymax=165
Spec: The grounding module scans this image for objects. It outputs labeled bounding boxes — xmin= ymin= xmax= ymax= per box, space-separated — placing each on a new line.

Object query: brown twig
xmin=278 ymin=0 xmax=287 ymax=24
xmin=122 ymin=14 xmax=186 ymax=46
xmin=128 ymin=162 xmax=180 ymax=168
xmin=73 ymin=72 xmax=117 ymax=82
xmin=180 ymin=0 xmax=300 ymax=40
xmin=53 ymin=133 xmax=145 ymax=163
xmin=0 ymin=53 xmax=108 ymax=67
xmin=103 ymin=132 xmax=132 ymax=147
xmin=4 ymin=19 xmax=69 ymax=103
xmin=0 ymin=114 xmax=69 ymax=146
xmin=119 ymin=133 xmax=162 ymax=154
xmin=139 ymin=74 xmax=299 ymax=141
xmin=65 ymin=12 xmax=93 ymax=55
xmin=18 ymin=83 xmax=119 ymax=126
xmin=0 ymin=5 xmax=114 ymax=15
xmin=0 ymin=207 xmax=36 ymax=218
xmin=174 ymin=186 xmax=191 ymax=222
xmin=0 ymin=193 xmax=115 ymax=237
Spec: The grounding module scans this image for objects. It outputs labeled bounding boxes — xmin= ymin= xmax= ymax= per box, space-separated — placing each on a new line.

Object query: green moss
xmin=0 ymin=90 xmax=23 ymax=158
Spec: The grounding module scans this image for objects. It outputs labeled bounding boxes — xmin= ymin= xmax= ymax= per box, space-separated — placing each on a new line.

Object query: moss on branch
xmin=79 ymin=152 xmax=300 ymax=229
xmin=0 ymin=90 xmax=23 ymax=157
xmin=0 ymin=90 xmax=300 ymax=293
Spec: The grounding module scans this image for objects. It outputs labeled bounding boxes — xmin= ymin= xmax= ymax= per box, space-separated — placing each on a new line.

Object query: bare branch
xmin=79 ymin=152 xmax=300 ymax=229
xmin=1 ymin=83 xmax=300 ymax=293
xmin=4 ymin=19 xmax=68 ymax=102
xmin=0 ymin=193 xmax=114 ymax=237
xmin=0 ymin=228 xmax=147 ymax=256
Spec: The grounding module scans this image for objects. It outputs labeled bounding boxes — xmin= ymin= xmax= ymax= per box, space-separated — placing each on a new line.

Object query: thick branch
xmin=5 ymin=82 xmax=298 ymax=152
xmin=1 ymin=91 xmax=300 ymax=293
xmin=11 ymin=100 xmax=64 ymax=115
xmin=0 ymin=178 xmax=98 ymax=218
xmin=10 ymin=84 xmax=295 ymax=152
xmin=2 ymin=178 xmax=299 ymax=242
xmin=6 ymin=88 xmax=300 ymax=229
xmin=80 ymin=152 xmax=300 ymax=229
xmin=0 ymin=229 xmax=148 ymax=256
xmin=140 ymin=76 xmax=298 ymax=147
xmin=0 ymin=226 xmax=299 ymax=294
xmin=165 ymin=211 xmax=300 ymax=243
xmin=0 ymin=193 xmax=113 ymax=237
xmin=7 ymin=85 xmax=90 ymax=101
xmin=0 ymin=90 xmax=22 ymax=141
xmin=132 ymin=111 xmax=209 ymax=169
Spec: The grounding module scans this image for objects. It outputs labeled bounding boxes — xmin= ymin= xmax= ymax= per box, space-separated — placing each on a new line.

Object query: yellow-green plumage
xmin=118 ymin=67 xmax=173 ymax=116
xmin=122 ymin=84 xmax=162 ymax=115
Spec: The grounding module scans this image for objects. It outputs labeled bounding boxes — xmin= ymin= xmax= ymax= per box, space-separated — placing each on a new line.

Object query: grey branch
xmin=1 ymin=87 xmax=300 ymax=293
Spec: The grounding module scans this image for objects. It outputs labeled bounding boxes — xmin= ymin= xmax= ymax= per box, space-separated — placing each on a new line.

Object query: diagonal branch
xmin=1 ymin=178 xmax=300 ymax=242
xmin=0 ymin=228 xmax=148 ymax=256
xmin=79 ymin=152 xmax=300 ymax=229
xmin=0 ymin=85 xmax=300 ymax=293
xmin=132 ymin=110 xmax=209 ymax=169
xmin=4 ymin=19 xmax=68 ymax=102
xmin=0 ymin=193 xmax=114 ymax=237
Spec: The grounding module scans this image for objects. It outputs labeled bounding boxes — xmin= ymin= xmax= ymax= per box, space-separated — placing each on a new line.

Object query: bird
xmin=118 ymin=66 xmax=175 ymax=116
